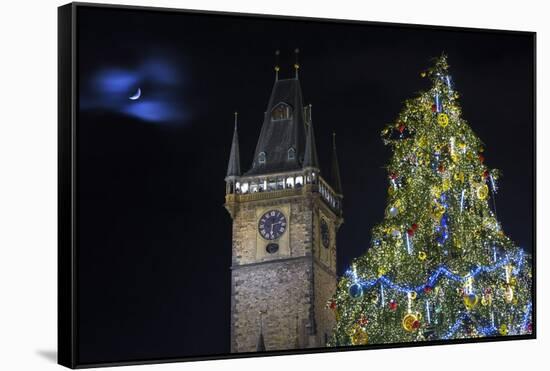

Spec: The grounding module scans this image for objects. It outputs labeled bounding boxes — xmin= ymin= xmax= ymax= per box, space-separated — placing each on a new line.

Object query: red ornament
xmin=438 ymin=164 xmax=445 ymax=173
xmin=388 ymin=300 xmax=398 ymax=311
xmin=484 ymin=287 xmax=492 ymax=295
xmin=407 ymin=229 xmax=414 ymax=237
xmin=329 ymin=300 xmax=337 ymax=310
xmin=389 ymin=172 xmax=398 ymax=180
xmin=398 ymin=123 xmax=406 ymax=133
xmin=412 ymin=320 xmax=420 ymax=329
xmin=478 ymin=153 xmax=485 ymax=163
xmin=358 ymin=315 xmax=369 ymax=326
xmin=424 ymin=286 xmax=432 ymax=294
xmin=411 ymin=223 xmax=419 ymax=231
xmin=431 ymin=104 xmax=437 ymax=112
xmin=483 ymin=170 xmax=489 ymax=179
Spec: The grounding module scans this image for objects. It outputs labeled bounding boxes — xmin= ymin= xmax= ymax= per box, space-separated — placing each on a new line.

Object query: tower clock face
xmin=320 ymin=219 xmax=330 ymax=248
xmin=258 ymin=210 xmax=287 ymax=240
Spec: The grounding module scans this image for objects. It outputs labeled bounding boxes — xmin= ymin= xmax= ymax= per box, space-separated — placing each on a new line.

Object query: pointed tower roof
xmin=330 ymin=132 xmax=343 ymax=195
xmin=244 ymin=78 xmax=307 ymax=176
xmin=303 ymin=113 xmax=319 ymax=169
xmin=226 ymin=112 xmax=241 ymax=178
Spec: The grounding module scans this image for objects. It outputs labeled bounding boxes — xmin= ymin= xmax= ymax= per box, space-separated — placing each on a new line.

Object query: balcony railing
xmin=225 ymin=172 xmax=342 ymax=214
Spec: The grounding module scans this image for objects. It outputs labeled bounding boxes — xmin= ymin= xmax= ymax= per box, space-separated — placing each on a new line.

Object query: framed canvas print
xmin=58 ymin=2 xmax=536 ymax=368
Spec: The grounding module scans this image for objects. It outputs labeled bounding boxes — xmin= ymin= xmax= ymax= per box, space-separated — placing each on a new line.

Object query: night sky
xmin=76 ymin=5 xmax=534 ymax=365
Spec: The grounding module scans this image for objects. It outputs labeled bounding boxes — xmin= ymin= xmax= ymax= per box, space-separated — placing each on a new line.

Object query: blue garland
xmin=520 ymin=301 xmax=533 ymax=331
xmin=347 ymin=249 xmax=526 ymax=295
xmin=442 ymin=312 xmax=498 ymax=339
xmin=441 ymin=300 xmax=532 ymax=339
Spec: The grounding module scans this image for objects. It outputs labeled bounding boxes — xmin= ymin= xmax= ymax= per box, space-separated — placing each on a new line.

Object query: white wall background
xmin=0 ymin=0 xmax=546 ymax=369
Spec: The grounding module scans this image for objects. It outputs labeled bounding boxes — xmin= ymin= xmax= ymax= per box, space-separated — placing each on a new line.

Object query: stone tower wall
xmin=229 ymin=187 xmax=339 ymax=353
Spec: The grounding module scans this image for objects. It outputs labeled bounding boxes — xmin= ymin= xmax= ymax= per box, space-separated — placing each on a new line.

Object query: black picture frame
xmin=58 ymin=2 xmax=536 ymax=368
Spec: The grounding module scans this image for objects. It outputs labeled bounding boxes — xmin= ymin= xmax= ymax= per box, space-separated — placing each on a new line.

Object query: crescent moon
xmin=129 ymin=88 xmax=141 ymax=100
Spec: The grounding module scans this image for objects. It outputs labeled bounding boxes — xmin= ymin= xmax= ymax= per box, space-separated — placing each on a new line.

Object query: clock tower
xmin=224 ymin=59 xmax=343 ymax=353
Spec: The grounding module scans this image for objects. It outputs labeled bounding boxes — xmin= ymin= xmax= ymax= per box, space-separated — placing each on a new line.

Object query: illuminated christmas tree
xmin=329 ymin=55 xmax=533 ymax=346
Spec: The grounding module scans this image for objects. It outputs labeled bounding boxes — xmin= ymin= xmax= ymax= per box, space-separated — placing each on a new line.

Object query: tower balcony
xmin=225 ymin=170 xmax=342 ymax=214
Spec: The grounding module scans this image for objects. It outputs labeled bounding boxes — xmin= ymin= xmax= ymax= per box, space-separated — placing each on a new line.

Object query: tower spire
xmin=226 ymin=112 xmax=241 ymax=178
xmin=294 ymin=48 xmax=300 ymax=79
xmin=303 ymin=109 xmax=319 ymax=169
xmin=330 ymin=132 xmax=343 ymax=195
xmin=274 ymin=50 xmax=280 ymax=81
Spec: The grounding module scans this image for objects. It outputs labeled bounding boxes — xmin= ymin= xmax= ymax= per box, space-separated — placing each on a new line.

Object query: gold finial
xmin=274 ymin=50 xmax=280 ymax=80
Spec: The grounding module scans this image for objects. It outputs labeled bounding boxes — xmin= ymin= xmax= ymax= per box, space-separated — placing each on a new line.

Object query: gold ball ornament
xmin=437 ymin=113 xmax=449 ymax=127
xmin=418 ymin=251 xmax=427 ymax=261
xmin=431 ymin=185 xmax=443 ymax=198
xmin=499 ymin=324 xmax=508 ymax=336
xmin=481 ymin=294 xmax=492 ymax=306
xmin=417 ymin=135 xmax=428 ymax=149
xmin=476 ymin=184 xmax=489 ymax=200
xmin=402 ymin=313 xmax=421 ymax=332
xmin=463 ymin=294 xmax=479 ymax=310
xmin=350 ymin=323 xmax=369 ymax=345
xmin=454 ymin=172 xmax=465 ymax=183
xmin=408 ymin=291 xmax=417 ymax=300
xmin=432 ymin=204 xmax=445 ymax=220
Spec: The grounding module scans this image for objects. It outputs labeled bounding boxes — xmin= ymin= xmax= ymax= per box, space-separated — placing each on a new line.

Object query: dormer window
xmin=258 ymin=152 xmax=267 ymax=165
xmin=288 ymin=147 xmax=296 ymax=160
xmin=271 ymin=103 xmax=292 ymax=121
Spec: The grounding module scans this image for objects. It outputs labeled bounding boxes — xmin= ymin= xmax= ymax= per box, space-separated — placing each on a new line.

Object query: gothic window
xmin=258 ymin=152 xmax=266 ymax=165
xmin=271 ymin=103 xmax=292 ymax=121
xmin=288 ymin=147 xmax=296 ymax=160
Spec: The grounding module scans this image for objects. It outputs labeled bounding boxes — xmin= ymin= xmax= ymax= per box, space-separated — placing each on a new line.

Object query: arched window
xmin=288 ymin=147 xmax=296 ymax=160
xmin=271 ymin=103 xmax=292 ymax=121
xmin=258 ymin=152 xmax=266 ymax=165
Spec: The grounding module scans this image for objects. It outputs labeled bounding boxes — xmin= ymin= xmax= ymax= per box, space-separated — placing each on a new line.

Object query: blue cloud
xmin=94 ymin=69 xmax=140 ymax=94
xmin=122 ymin=100 xmax=186 ymax=122
xmin=81 ymin=57 xmax=188 ymax=125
